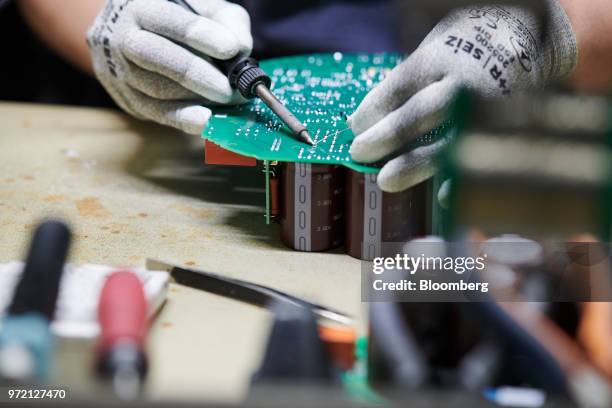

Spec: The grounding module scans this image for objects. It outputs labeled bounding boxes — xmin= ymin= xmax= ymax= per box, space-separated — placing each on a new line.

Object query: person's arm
xmin=558 ymin=0 xmax=612 ymax=91
xmin=17 ymin=0 xmax=105 ymax=75
xmin=18 ymin=0 xmax=253 ymax=136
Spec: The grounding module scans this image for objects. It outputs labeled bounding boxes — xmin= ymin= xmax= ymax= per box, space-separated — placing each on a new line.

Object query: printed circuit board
xmin=204 ymin=53 xmax=449 ymax=173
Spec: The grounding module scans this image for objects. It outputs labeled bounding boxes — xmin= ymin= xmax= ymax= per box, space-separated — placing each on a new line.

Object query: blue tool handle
xmin=0 ymin=313 xmax=54 ymax=381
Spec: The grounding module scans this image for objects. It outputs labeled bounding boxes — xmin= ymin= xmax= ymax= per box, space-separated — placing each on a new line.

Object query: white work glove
xmin=87 ymin=0 xmax=252 ymax=135
xmin=349 ymin=1 xmax=577 ymax=192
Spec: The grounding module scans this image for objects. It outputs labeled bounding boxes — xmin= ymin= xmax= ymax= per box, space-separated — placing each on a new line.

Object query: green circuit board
xmin=203 ymin=53 xmax=449 ymax=173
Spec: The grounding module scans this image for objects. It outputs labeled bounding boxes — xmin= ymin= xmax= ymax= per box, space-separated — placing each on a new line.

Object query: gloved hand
xmin=349 ymin=1 xmax=577 ymax=192
xmin=87 ymin=0 xmax=252 ymax=135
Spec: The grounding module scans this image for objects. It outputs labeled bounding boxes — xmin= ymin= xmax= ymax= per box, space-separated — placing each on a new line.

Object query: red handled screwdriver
xmin=96 ymin=271 xmax=148 ymax=400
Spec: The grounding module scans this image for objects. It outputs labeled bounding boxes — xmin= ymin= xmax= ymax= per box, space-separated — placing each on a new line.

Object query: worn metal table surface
xmin=0 ymin=102 xmax=363 ymax=403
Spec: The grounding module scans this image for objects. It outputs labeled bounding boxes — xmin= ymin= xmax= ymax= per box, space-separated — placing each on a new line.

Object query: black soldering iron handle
xmin=214 ymin=55 xmax=271 ymax=99
xmin=167 ymin=0 xmax=316 ymax=144
xmin=214 ymin=54 xmax=243 ymax=78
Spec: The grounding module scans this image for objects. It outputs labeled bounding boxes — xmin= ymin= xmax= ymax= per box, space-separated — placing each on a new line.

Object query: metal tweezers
xmin=146 ymin=259 xmax=353 ymax=326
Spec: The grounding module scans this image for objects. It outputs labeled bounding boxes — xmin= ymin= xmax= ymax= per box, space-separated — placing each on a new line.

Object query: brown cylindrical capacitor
xmin=269 ymin=167 xmax=281 ymax=219
xmin=345 ymin=170 xmax=431 ymax=261
xmin=280 ymin=163 xmax=345 ymax=252
xmin=269 ymin=177 xmax=280 ymax=218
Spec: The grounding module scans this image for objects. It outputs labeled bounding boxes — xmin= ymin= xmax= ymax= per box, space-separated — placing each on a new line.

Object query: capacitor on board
xmin=280 ymin=163 xmax=345 ymax=252
xmin=345 ymin=170 xmax=431 ymax=261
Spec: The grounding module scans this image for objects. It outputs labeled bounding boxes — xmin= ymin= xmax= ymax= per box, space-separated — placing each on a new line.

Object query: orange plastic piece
xmin=204 ymin=140 xmax=256 ymax=166
xmin=269 ymin=177 xmax=280 ymax=217
xmin=569 ymin=234 xmax=612 ymax=379
xmin=318 ymin=325 xmax=357 ymax=371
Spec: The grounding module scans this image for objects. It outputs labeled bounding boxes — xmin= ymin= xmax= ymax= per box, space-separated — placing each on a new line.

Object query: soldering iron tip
xmin=301 ymin=130 xmax=315 ymax=146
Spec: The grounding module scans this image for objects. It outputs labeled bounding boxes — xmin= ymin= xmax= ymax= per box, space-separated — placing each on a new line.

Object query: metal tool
xmin=168 ymin=0 xmax=314 ymax=146
xmin=146 ymin=259 xmax=353 ymax=326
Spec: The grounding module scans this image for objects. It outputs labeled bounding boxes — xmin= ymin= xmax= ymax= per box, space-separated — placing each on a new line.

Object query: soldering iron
xmin=168 ymin=0 xmax=314 ymax=146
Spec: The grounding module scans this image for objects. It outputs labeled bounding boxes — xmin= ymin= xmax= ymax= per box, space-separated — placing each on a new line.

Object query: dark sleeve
xmin=0 ymin=0 xmax=12 ymax=12
xmin=0 ymin=0 xmax=115 ymax=107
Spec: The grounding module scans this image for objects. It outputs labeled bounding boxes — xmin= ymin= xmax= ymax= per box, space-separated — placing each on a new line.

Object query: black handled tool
xmin=168 ymin=0 xmax=314 ymax=146
xmin=0 ymin=220 xmax=71 ymax=382
xmin=146 ymin=259 xmax=352 ymax=326
xmin=9 ymin=220 xmax=71 ymax=320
